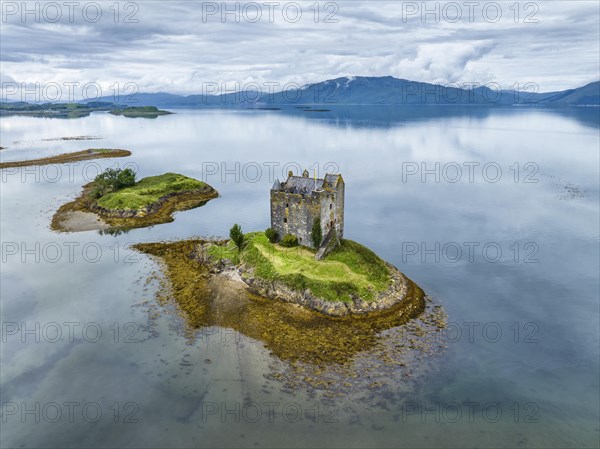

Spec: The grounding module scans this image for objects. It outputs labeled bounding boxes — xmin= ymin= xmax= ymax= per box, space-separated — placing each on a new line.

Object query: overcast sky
xmin=1 ymin=0 xmax=599 ymax=98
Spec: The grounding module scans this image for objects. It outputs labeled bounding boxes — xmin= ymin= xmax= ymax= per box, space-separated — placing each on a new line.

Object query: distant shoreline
xmin=0 ymin=103 xmax=174 ymax=119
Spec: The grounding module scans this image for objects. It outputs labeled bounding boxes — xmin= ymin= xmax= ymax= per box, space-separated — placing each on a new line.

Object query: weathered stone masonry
xmin=270 ymin=170 xmax=344 ymax=249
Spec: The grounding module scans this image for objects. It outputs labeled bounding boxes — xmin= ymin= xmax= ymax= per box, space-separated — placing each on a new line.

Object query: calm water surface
xmin=1 ymin=106 xmax=599 ymax=448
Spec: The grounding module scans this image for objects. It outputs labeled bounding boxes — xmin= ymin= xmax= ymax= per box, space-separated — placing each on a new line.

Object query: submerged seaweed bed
xmin=133 ymin=239 xmax=448 ymax=383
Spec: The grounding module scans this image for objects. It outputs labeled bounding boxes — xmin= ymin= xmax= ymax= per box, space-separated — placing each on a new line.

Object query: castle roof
xmin=274 ymin=173 xmax=343 ymax=195
xmin=284 ymin=176 xmax=324 ymax=194
xmin=324 ymin=174 xmax=341 ymax=187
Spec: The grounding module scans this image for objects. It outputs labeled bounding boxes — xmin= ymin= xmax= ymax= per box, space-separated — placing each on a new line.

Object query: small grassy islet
xmin=97 ymin=173 xmax=209 ymax=211
xmin=109 ymin=106 xmax=173 ymax=118
xmin=51 ymin=172 xmax=218 ymax=232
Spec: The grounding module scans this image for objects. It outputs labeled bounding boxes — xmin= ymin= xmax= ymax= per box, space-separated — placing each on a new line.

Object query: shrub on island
xmin=265 ymin=227 xmax=279 ymax=243
xmin=280 ymin=234 xmax=299 ymax=247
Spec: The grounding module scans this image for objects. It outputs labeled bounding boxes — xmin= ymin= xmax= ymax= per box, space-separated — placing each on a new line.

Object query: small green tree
xmin=265 ymin=227 xmax=278 ymax=243
xmin=116 ymin=168 xmax=136 ymax=189
xmin=91 ymin=168 xmax=136 ymax=198
xmin=311 ymin=218 xmax=322 ymax=248
xmin=230 ymin=224 xmax=244 ymax=251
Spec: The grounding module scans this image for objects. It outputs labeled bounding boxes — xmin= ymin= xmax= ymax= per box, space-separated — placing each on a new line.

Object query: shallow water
xmin=1 ymin=106 xmax=598 ymax=448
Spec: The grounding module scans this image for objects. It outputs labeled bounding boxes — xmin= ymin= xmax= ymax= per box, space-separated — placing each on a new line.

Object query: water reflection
xmin=1 ymin=106 xmax=598 ymax=448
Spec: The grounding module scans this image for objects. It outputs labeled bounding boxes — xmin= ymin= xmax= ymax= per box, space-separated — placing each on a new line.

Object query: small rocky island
xmin=200 ymin=233 xmax=425 ymax=317
xmin=52 ymin=169 xmax=218 ymax=232
xmin=109 ymin=106 xmax=173 ymax=118
xmin=134 ymin=235 xmax=439 ymax=365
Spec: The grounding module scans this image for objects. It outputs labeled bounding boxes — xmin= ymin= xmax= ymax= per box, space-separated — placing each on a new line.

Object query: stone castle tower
xmin=270 ymin=169 xmax=344 ymax=249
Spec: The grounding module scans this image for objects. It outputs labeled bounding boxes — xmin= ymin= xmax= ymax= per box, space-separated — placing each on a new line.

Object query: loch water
xmin=1 ymin=106 xmax=599 ymax=448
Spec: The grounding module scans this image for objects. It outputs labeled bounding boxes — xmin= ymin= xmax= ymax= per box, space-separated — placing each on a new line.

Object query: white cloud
xmin=391 ymin=42 xmax=495 ymax=84
xmin=0 ymin=1 xmax=598 ymax=96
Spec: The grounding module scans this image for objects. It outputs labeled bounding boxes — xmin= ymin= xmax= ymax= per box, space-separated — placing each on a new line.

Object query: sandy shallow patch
xmin=54 ymin=211 xmax=110 ymax=232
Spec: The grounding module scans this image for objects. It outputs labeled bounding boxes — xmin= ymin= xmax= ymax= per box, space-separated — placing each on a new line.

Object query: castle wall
xmin=318 ymin=181 xmax=344 ymax=241
xmin=319 ymin=193 xmax=332 ymax=243
xmin=335 ymin=180 xmax=345 ymax=239
xmin=270 ymin=191 xmax=320 ymax=246
xmin=270 ymin=176 xmax=345 ymax=249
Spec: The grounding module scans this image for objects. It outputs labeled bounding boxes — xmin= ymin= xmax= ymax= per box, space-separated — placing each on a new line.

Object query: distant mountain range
xmin=2 ymin=77 xmax=598 ymax=109
xmin=94 ymin=76 xmax=599 ymax=107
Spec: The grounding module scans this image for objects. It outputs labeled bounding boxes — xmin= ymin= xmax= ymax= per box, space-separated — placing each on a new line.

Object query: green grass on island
xmin=97 ymin=173 xmax=209 ymax=211
xmin=208 ymin=232 xmax=392 ymax=302
xmin=109 ymin=106 xmax=173 ymax=117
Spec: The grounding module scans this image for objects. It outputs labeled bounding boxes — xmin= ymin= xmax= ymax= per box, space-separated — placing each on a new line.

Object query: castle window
xmin=329 ymin=203 xmax=332 ymax=209
xmin=286 ymin=203 xmax=289 ymax=208
xmin=330 ymin=220 xmax=334 ymax=228
xmin=284 ymin=218 xmax=287 ymax=223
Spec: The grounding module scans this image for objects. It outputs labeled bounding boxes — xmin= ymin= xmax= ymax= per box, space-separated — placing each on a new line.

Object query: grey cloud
xmin=0 ymin=1 xmax=598 ymax=95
